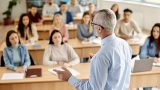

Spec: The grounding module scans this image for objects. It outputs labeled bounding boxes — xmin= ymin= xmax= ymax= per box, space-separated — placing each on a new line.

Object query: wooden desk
xmin=0 ymin=39 xmax=140 ymax=65
xmin=0 ymin=39 xmax=100 ymax=65
xmin=0 ymin=63 xmax=160 ymax=90
xmin=42 ymin=16 xmax=82 ymax=25
xmin=37 ymin=24 xmax=77 ymax=39
xmin=0 ymin=63 xmax=90 ymax=90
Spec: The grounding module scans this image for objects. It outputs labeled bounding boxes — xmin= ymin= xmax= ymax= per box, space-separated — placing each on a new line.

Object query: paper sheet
xmin=153 ymin=63 xmax=160 ymax=67
xmin=48 ymin=67 xmax=80 ymax=76
xmin=1 ymin=73 xmax=25 ymax=80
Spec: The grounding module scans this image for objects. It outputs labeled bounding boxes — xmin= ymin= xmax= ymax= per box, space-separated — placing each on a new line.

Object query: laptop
xmin=132 ymin=59 xmax=154 ymax=73
xmin=25 ymin=68 xmax=42 ymax=78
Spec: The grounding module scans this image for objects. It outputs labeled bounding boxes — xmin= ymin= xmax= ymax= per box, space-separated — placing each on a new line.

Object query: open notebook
xmin=48 ymin=66 xmax=80 ymax=76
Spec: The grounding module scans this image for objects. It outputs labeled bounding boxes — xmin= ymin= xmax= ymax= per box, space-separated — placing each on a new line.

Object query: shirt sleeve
xmin=23 ymin=46 xmax=31 ymax=69
xmin=68 ymin=52 xmax=110 ymax=90
xmin=114 ymin=21 xmax=121 ymax=37
xmin=63 ymin=25 xmax=69 ymax=42
xmin=132 ymin=20 xmax=141 ymax=34
xmin=139 ymin=37 xmax=150 ymax=59
xmin=42 ymin=5 xmax=48 ymax=16
xmin=3 ymin=48 xmax=16 ymax=70
xmin=65 ymin=44 xmax=80 ymax=66
xmin=31 ymin=24 xmax=39 ymax=41
xmin=77 ymin=24 xmax=85 ymax=40
xmin=43 ymin=45 xmax=57 ymax=65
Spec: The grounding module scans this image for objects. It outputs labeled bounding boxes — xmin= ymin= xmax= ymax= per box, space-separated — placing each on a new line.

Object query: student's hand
xmin=54 ymin=67 xmax=72 ymax=81
xmin=83 ymin=38 xmax=89 ymax=42
xmin=120 ymin=35 xmax=131 ymax=40
xmin=57 ymin=61 xmax=65 ymax=66
xmin=154 ymin=57 xmax=158 ymax=63
xmin=15 ymin=67 xmax=26 ymax=73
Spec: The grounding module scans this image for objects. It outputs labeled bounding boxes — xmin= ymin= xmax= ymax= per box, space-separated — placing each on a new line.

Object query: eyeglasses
xmin=91 ymin=22 xmax=104 ymax=29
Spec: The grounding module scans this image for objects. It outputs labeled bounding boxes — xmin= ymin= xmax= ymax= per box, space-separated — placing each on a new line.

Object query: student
xmin=42 ymin=0 xmax=59 ymax=17
xmin=77 ymin=11 xmax=97 ymax=41
xmin=50 ymin=12 xmax=69 ymax=42
xmin=115 ymin=8 xmax=141 ymax=40
xmin=28 ymin=5 xmax=42 ymax=24
xmin=17 ymin=13 xmax=39 ymax=42
xmin=58 ymin=1 xmax=74 ymax=24
xmin=87 ymin=3 xmax=96 ymax=20
xmin=111 ymin=3 xmax=120 ymax=20
xmin=79 ymin=0 xmax=93 ymax=12
xmin=43 ymin=30 xmax=79 ymax=66
xmin=68 ymin=0 xmax=82 ymax=17
xmin=3 ymin=30 xmax=31 ymax=72
xmin=140 ymin=23 xmax=160 ymax=90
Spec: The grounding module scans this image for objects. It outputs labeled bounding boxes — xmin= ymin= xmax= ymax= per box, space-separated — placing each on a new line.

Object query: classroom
xmin=0 ymin=0 xmax=160 ymax=90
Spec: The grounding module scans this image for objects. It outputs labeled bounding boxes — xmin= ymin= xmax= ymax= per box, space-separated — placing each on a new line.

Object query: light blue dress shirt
xmin=68 ymin=34 xmax=132 ymax=90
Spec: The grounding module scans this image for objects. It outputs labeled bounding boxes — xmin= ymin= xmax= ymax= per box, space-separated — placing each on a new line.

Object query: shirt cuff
xmin=68 ymin=75 xmax=79 ymax=86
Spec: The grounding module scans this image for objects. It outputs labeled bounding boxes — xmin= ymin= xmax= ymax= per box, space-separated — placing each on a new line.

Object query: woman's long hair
xmin=111 ymin=3 xmax=120 ymax=20
xmin=81 ymin=11 xmax=93 ymax=33
xmin=18 ymin=13 xmax=32 ymax=38
xmin=149 ymin=23 xmax=160 ymax=50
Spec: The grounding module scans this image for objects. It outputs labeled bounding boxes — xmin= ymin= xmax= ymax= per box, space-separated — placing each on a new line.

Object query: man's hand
xmin=154 ymin=57 xmax=158 ymax=63
xmin=54 ymin=67 xmax=72 ymax=81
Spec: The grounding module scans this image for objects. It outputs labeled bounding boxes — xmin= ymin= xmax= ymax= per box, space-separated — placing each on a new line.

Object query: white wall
xmin=98 ymin=0 xmax=160 ymax=31
xmin=0 ymin=0 xmax=27 ymax=22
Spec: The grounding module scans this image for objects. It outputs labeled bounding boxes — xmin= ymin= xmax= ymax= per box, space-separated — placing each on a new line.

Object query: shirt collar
xmin=101 ymin=33 xmax=116 ymax=46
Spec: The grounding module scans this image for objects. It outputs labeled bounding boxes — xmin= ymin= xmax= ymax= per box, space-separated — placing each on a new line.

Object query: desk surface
xmin=1 ymin=63 xmax=160 ymax=88
xmin=0 ymin=39 xmax=100 ymax=51
xmin=0 ymin=63 xmax=90 ymax=84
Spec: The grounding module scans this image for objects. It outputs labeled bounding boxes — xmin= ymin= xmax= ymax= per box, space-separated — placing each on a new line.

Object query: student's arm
xmin=68 ymin=53 xmax=109 ymax=90
xmin=77 ymin=24 xmax=86 ymax=41
xmin=42 ymin=5 xmax=47 ymax=17
xmin=65 ymin=44 xmax=80 ymax=66
xmin=132 ymin=20 xmax=141 ymax=34
xmin=23 ymin=46 xmax=31 ymax=69
xmin=54 ymin=4 xmax=60 ymax=12
xmin=139 ymin=38 xmax=150 ymax=59
xmin=31 ymin=24 xmax=39 ymax=41
xmin=63 ymin=25 xmax=69 ymax=42
xmin=43 ymin=46 xmax=57 ymax=65
xmin=3 ymin=48 xmax=16 ymax=70
xmin=68 ymin=12 xmax=74 ymax=24
xmin=114 ymin=21 xmax=121 ymax=37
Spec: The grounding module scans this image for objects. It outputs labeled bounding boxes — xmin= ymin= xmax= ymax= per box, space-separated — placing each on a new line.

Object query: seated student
xmin=87 ymin=3 xmax=96 ymax=20
xmin=140 ymin=23 xmax=160 ymax=90
xmin=111 ymin=3 xmax=120 ymax=20
xmin=42 ymin=0 xmax=59 ymax=17
xmin=17 ymin=13 xmax=39 ymax=43
xmin=28 ymin=5 xmax=42 ymax=24
xmin=79 ymin=0 xmax=93 ymax=12
xmin=68 ymin=0 xmax=82 ymax=17
xmin=43 ymin=30 xmax=80 ymax=66
xmin=50 ymin=12 xmax=69 ymax=42
xmin=58 ymin=1 xmax=74 ymax=24
xmin=77 ymin=11 xmax=97 ymax=41
xmin=3 ymin=30 xmax=31 ymax=72
xmin=115 ymin=8 xmax=141 ymax=40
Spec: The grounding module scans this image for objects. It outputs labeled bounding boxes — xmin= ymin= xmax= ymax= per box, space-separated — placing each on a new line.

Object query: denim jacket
xmin=3 ymin=45 xmax=31 ymax=70
xmin=140 ymin=37 xmax=160 ymax=61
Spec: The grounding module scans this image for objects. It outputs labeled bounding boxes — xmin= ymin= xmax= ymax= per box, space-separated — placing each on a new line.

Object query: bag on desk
xmin=26 ymin=68 xmax=42 ymax=78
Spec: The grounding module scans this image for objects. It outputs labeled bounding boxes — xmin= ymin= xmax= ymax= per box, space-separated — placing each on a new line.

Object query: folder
xmin=26 ymin=68 xmax=42 ymax=78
